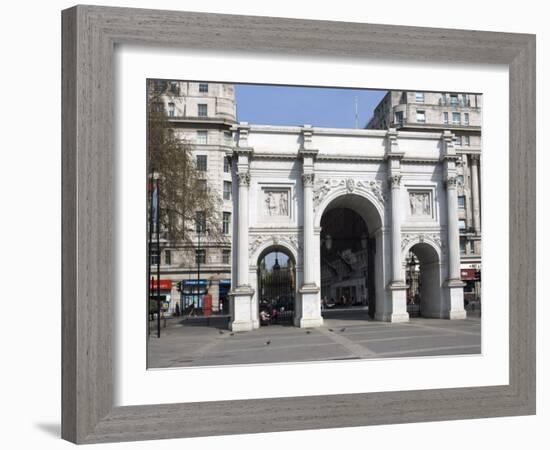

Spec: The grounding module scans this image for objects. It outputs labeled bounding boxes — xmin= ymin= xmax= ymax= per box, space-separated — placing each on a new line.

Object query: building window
xmin=196 ymin=155 xmax=207 ymax=171
xmin=168 ymin=81 xmax=179 ymax=95
xmin=198 ymin=103 xmax=208 ymax=117
xmin=152 ymin=102 xmax=164 ymax=113
xmin=443 ymin=111 xmax=449 ymax=124
xmin=152 ymin=80 xmax=166 ymax=93
xmin=195 ymin=211 xmax=206 ymax=232
xmin=199 ymin=83 xmax=209 ymax=93
xmin=462 ymin=94 xmax=469 ymax=106
xmin=195 ymin=249 xmax=206 ymax=264
xmin=150 ymin=245 xmax=159 ymax=265
xmin=415 ymin=92 xmax=425 ymax=103
xmin=464 ymin=113 xmax=470 ymax=126
xmin=395 ymin=111 xmax=404 ymax=126
xmin=198 ymin=179 xmax=207 ymax=193
xmin=454 ymin=135 xmax=462 ymax=146
xmin=459 ymin=237 xmax=467 ymax=255
xmin=416 ymin=110 xmax=426 ymax=123
xmin=464 ymin=135 xmax=470 ymax=146
xmin=164 ymin=250 xmax=171 ymax=265
xmin=458 ymin=196 xmax=466 ymax=209
xmin=224 ymin=131 xmax=233 ymax=145
xmin=222 ymin=249 xmax=231 ymax=264
xmin=196 ymin=130 xmax=208 ymax=145
xmin=450 ymin=94 xmax=459 ymax=106
xmin=223 ymin=181 xmax=232 ymax=200
xmin=459 ymin=219 xmax=466 ymax=230
xmin=222 ymin=212 xmax=231 ymax=234
xmin=223 ymin=156 xmax=231 ymax=173
xmin=168 ymin=102 xmax=175 ymax=117
xmin=452 ymin=112 xmax=461 ymax=125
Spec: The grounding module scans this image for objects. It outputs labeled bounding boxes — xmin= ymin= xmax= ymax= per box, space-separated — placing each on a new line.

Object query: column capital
xmin=470 ymin=154 xmax=480 ymax=164
xmin=445 ymin=176 xmax=458 ymax=189
xmin=302 ymin=173 xmax=315 ymax=187
xmin=388 ymin=174 xmax=402 ymax=189
xmin=237 ymin=171 xmax=251 ymax=186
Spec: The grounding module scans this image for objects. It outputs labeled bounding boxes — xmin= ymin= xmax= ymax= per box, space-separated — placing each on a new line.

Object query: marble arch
xmin=228 ymin=123 xmax=466 ymax=331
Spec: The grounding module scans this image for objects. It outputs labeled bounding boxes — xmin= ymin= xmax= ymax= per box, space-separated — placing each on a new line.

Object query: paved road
xmin=147 ymin=310 xmax=481 ymax=368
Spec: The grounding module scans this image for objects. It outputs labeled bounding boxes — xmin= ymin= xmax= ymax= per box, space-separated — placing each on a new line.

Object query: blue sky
xmin=235 ymin=84 xmax=387 ymax=129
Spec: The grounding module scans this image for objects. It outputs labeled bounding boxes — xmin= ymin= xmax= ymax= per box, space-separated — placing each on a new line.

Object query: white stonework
xmin=228 ymin=123 xmax=466 ymax=330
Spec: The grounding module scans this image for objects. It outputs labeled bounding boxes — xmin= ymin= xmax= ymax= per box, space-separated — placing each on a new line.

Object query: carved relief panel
xmin=407 ymin=188 xmax=436 ymax=222
xmin=264 ymin=189 xmax=290 ymax=217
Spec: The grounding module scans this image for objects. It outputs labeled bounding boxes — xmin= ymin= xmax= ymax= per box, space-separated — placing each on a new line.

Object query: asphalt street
xmin=147 ymin=309 xmax=481 ymax=368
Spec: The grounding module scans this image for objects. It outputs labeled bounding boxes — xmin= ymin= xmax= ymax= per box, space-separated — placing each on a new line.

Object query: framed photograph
xmin=62 ymin=5 xmax=535 ymax=444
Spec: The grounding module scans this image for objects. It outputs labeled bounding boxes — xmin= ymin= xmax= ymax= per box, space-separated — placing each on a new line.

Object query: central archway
xmin=316 ymin=191 xmax=386 ymax=322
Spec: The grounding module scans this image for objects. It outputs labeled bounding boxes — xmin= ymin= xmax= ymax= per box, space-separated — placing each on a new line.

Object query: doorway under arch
xmin=257 ymin=246 xmax=296 ymax=325
xmin=405 ymin=242 xmax=442 ymax=318
xmin=318 ymin=193 xmax=384 ymax=321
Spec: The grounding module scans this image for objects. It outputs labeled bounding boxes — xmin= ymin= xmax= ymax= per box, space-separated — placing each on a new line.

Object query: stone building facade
xmin=366 ymin=91 xmax=482 ymax=301
xmin=149 ymin=81 xmax=236 ymax=314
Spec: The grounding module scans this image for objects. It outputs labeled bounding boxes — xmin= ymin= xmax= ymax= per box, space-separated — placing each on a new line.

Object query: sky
xmin=235 ymin=84 xmax=387 ymax=129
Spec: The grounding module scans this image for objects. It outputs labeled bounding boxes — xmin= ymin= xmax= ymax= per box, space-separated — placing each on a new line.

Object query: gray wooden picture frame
xmin=61 ymin=5 xmax=536 ymax=444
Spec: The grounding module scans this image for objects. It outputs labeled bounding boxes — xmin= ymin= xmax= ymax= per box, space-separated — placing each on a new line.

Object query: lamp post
xmin=195 ymin=220 xmax=209 ymax=313
xmin=148 ymin=170 xmax=161 ymax=338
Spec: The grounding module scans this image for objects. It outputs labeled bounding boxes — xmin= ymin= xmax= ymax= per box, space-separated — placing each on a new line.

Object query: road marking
xmin=317 ymin=327 xmax=378 ymax=358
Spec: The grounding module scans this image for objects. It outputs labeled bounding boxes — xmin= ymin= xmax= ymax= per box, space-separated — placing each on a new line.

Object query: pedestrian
xmin=175 ymin=302 xmax=180 ymax=317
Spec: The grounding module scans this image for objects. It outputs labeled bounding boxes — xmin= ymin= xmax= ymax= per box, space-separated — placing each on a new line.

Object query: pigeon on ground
xmin=306 ymin=330 xmax=311 ymax=334
xmin=328 ymin=328 xmax=334 ymax=332
xmin=218 ymin=330 xmax=224 ymax=334
xmin=265 ymin=340 xmax=271 ymax=345
xmin=340 ymin=327 xmax=346 ymax=332
xmin=230 ymin=332 xmax=234 ymax=336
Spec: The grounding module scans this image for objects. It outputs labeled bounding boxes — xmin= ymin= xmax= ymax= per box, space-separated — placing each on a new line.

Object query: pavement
xmin=147 ymin=309 xmax=481 ymax=368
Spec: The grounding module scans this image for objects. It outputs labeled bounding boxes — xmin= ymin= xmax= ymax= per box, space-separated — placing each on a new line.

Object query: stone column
xmin=302 ymin=173 xmax=315 ymax=286
xmin=237 ymin=171 xmax=250 ymax=287
xmin=389 ymin=174 xmax=404 ymax=284
xmin=471 ymin=155 xmax=481 ymax=234
xmin=384 ymin=128 xmax=408 ymax=323
xmin=446 ymin=176 xmax=462 ymax=282
xmin=442 ymin=131 xmax=467 ymax=320
xmin=296 ymin=135 xmax=323 ymax=328
xmin=229 ymin=128 xmax=255 ymax=331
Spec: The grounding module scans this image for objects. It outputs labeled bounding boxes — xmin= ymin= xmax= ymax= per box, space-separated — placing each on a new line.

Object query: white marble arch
xmin=248 ymin=237 xmax=301 ymax=329
xmin=228 ymin=124 xmax=467 ymax=330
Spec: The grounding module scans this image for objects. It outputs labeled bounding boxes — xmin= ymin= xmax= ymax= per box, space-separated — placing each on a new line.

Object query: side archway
xmin=402 ymin=240 xmax=444 ymax=318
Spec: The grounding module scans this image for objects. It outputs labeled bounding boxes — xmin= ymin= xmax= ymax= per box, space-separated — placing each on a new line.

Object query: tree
xmin=147 ymin=82 xmax=226 ymax=248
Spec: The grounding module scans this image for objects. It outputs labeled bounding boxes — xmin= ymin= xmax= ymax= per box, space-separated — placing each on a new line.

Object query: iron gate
xmin=258 ymin=262 xmax=295 ymax=324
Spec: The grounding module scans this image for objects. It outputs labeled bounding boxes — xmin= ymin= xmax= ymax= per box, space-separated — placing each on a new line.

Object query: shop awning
xmin=183 ymin=279 xmax=208 ymax=286
xmin=150 ymin=279 xmax=173 ymax=291
xmin=461 ymin=269 xmax=477 ymax=280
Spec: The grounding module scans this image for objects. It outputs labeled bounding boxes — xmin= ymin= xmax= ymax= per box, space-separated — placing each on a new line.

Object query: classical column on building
xmin=470 ymin=154 xmax=482 ymax=254
xmin=296 ymin=125 xmax=323 ymax=328
xmin=229 ymin=123 xmax=256 ymax=331
xmin=384 ymin=128 xmax=409 ymax=323
xmin=442 ymin=131 xmax=467 ymax=319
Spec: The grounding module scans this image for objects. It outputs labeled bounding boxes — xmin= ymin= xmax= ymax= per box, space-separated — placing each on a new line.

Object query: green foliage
xmin=147 ymin=87 xmax=225 ymax=246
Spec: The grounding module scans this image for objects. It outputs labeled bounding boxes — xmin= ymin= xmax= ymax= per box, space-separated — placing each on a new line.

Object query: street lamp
xmin=148 ymin=170 xmax=161 ymax=338
xmin=195 ymin=220 xmax=209 ymax=313
xmin=323 ymin=234 xmax=333 ymax=251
